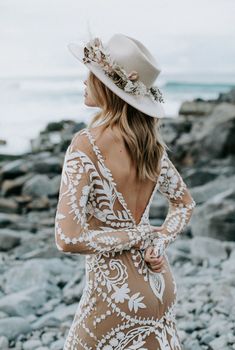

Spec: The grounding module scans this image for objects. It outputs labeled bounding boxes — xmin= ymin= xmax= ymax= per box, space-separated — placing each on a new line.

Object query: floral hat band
xmin=67 ymin=33 xmax=166 ymax=118
xmin=83 ymin=37 xmax=164 ymax=104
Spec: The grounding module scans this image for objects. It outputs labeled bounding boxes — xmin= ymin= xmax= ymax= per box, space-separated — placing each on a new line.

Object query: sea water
xmin=0 ymin=73 xmax=234 ymax=155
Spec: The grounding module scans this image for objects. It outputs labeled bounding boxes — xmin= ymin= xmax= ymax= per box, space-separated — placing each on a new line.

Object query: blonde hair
xmin=86 ymin=71 xmax=170 ymax=182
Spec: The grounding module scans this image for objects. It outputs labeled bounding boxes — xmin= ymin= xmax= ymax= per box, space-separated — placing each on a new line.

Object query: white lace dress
xmin=54 ymin=127 xmax=196 ymax=350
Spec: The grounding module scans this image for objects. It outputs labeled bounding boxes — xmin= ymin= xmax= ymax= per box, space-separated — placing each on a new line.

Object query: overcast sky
xmin=0 ymin=0 xmax=235 ymax=77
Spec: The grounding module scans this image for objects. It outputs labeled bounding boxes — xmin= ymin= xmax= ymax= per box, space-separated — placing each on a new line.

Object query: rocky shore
xmin=0 ymin=88 xmax=235 ymax=349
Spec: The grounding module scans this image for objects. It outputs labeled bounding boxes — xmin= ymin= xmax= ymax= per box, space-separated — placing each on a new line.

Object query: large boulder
xmin=190 ymin=188 xmax=235 ymax=241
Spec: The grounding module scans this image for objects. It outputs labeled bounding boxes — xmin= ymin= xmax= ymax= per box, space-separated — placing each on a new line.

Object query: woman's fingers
xmin=144 ymin=246 xmax=154 ymax=260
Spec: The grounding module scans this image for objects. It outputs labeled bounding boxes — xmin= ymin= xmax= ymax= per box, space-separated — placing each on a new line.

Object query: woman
xmin=55 ymin=33 xmax=196 ymax=350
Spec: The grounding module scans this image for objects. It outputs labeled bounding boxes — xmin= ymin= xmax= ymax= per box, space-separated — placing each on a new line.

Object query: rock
xmin=0 ymin=212 xmax=21 ymax=228
xmin=3 ymin=259 xmax=50 ymax=293
xmin=26 ymin=196 xmax=50 ymax=211
xmin=33 ymin=157 xmax=62 ymax=174
xmin=190 ymin=236 xmax=227 ymax=265
xmin=184 ymin=339 xmax=201 ymax=350
xmin=191 ymin=174 xmax=235 ymax=205
xmin=0 ymin=229 xmax=21 ymax=251
xmin=31 ymin=303 xmax=77 ymax=330
xmin=50 ymin=339 xmax=64 ymax=350
xmin=0 ymin=139 xmax=6 ymax=145
xmin=149 ymin=195 xmax=168 ymax=219
xmin=0 ymin=287 xmax=48 ymax=316
xmin=41 ymin=332 xmax=56 ymax=346
xmin=179 ymin=100 xmax=215 ymax=116
xmin=0 ymin=197 xmax=18 ymax=213
xmin=1 ymin=173 xmax=33 ymax=196
xmin=183 ymin=168 xmax=218 ymax=188
xmin=209 ymin=335 xmax=228 ymax=349
xmin=191 ymin=187 xmax=235 ymax=241
xmin=0 ymin=159 xmax=32 ymax=180
xmin=23 ymin=339 xmax=42 ymax=350
xmin=217 ymin=87 xmax=235 ymax=104
xmin=63 ymin=273 xmax=86 ymax=304
xmin=22 ymin=174 xmax=60 ymax=198
xmin=0 ymin=336 xmax=9 ymax=349
xmin=22 ymin=175 xmax=52 ymax=198
xmin=0 ymin=317 xmax=31 ymax=340
xmin=44 ymin=121 xmax=65 ymax=132
xmin=200 ymin=333 xmax=214 ymax=345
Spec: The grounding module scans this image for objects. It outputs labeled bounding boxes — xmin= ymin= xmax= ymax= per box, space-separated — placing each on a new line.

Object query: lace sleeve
xmin=151 ymin=151 xmax=196 ymax=256
xmin=54 ymin=136 xmax=157 ymax=256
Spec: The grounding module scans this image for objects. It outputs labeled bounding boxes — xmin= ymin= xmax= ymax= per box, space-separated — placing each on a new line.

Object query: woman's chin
xmin=84 ymin=97 xmax=97 ymax=107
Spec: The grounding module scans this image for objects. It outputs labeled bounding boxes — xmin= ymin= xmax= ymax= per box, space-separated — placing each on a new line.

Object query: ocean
xmin=0 ymin=73 xmax=234 ymax=155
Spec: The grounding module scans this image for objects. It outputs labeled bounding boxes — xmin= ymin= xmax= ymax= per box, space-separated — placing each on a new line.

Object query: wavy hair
xmin=86 ymin=71 xmax=170 ymax=182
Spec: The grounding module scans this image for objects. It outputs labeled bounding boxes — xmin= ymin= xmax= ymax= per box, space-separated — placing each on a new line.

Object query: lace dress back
xmin=54 ymin=126 xmax=196 ymax=350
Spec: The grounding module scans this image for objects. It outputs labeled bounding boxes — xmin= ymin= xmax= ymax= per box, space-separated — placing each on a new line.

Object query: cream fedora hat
xmin=67 ymin=33 xmax=165 ymax=118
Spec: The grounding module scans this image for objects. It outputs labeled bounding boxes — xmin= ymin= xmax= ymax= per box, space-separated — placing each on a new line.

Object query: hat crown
xmin=105 ymin=34 xmax=161 ymax=88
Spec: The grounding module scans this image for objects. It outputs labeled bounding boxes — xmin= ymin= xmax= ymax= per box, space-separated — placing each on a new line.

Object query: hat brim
xmin=67 ymin=43 xmax=165 ymax=118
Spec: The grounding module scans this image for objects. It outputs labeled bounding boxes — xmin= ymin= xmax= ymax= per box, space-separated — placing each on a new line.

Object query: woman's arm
xmin=143 ymin=151 xmax=196 ymax=257
xmin=54 ymin=133 xmax=157 ymax=256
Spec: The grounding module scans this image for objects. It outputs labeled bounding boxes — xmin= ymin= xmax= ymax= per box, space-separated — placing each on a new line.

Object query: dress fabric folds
xmin=54 ymin=127 xmax=196 ymax=350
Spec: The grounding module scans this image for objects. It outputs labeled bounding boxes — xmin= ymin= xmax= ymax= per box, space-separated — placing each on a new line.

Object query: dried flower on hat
xmin=82 ymin=37 xmax=164 ymax=104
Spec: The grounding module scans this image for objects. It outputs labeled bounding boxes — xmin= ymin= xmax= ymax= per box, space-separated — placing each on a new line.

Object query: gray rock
xmin=50 ymin=339 xmax=65 ymax=350
xmin=0 ymin=159 xmax=32 ymax=180
xmin=1 ymin=173 xmax=33 ymax=196
xmin=0 ymin=197 xmax=18 ymax=214
xmin=0 ymin=336 xmax=9 ymax=349
xmin=32 ymin=303 xmax=77 ymax=330
xmin=23 ymin=339 xmax=42 ymax=350
xmin=190 ymin=236 xmax=227 ymax=265
xmin=26 ymin=196 xmax=50 ymax=211
xmin=217 ymin=87 xmax=235 ymax=104
xmin=190 ymin=175 xmax=235 ymax=205
xmin=0 ymin=229 xmax=21 ymax=251
xmin=209 ymin=335 xmax=228 ymax=349
xmin=0 ymin=287 xmax=47 ymax=316
xmin=179 ymin=100 xmax=215 ymax=116
xmin=33 ymin=157 xmax=62 ymax=174
xmin=190 ymin=187 xmax=235 ymax=241
xmin=63 ymin=273 xmax=86 ymax=304
xmin=0 ymin=317 xmax=31 ymax=340
xmin=184 ymin=339 xmax=201 ymax=350
xmin=3 ymin=259 xmax=50 ymax=293
xmin=41 ymin=331 xmax=56 ymax=346
xmin=22 ymin=175 xmax=52 ymax=198
xmin=0 ymin=213 xmax=21 ymax=228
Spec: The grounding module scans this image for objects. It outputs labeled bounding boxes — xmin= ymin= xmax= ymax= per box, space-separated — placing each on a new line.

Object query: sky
xmin=0 ymin=0 xmax=235 ymax=78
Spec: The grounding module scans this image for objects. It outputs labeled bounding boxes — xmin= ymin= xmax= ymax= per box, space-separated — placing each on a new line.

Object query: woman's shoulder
xmin=69 ymin=127 xmax=91 ymax=154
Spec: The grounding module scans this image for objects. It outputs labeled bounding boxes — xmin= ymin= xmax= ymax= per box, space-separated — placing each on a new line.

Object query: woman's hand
xmin=144 ymin=246 xmax=165 ymax=273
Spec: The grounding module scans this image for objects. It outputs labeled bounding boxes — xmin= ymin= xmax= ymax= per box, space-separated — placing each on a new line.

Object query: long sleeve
xmin=150 ymin=151 xmax=196 ymax=256
xmin=54 ymin=135 xmax=157 ymax=256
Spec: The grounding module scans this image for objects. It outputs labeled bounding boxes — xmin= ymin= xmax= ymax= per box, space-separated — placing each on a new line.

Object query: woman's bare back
xmin=89 ymin=125 xmax=157 ymax=226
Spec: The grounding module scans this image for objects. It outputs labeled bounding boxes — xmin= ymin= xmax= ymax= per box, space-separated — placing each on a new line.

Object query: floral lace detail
xmin=55 ymin=127 xmax=195 ymax=350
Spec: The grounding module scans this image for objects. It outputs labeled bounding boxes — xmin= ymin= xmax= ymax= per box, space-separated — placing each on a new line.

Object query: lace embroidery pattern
xmin=54 ymin=127 xmax=196 ymax=349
